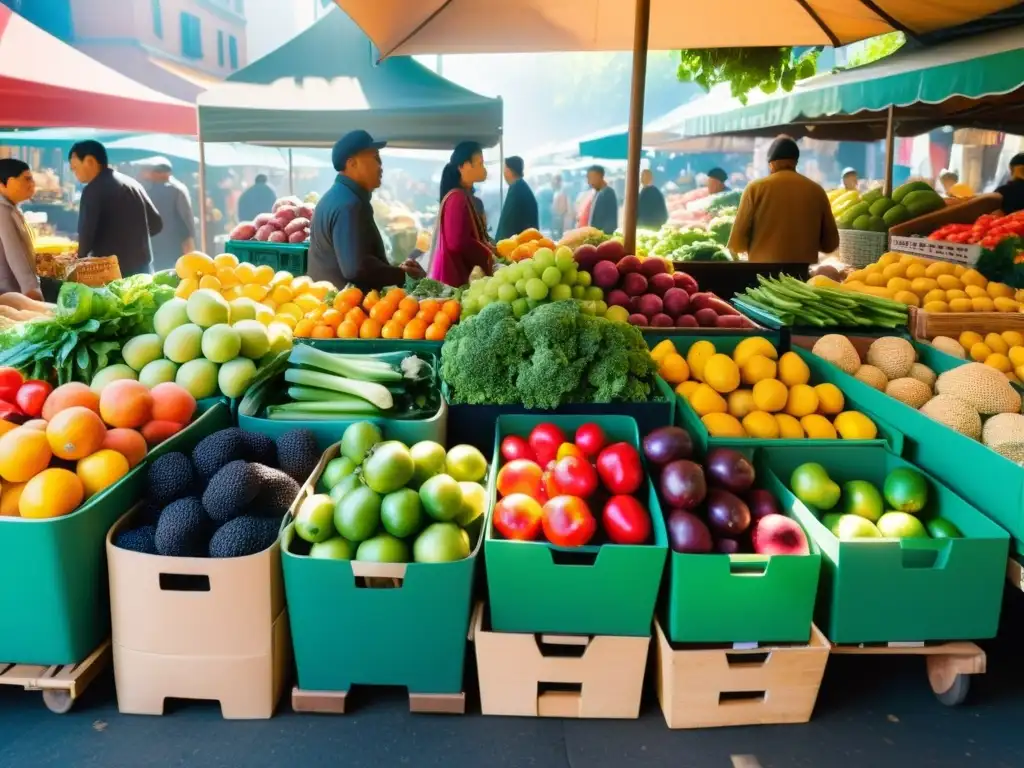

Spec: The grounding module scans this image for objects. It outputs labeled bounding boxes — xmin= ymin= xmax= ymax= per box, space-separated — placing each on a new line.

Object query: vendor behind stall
xmin=0 ymin=159 xmax=42 ymax=298
xmin=996 ymin=154 xmax=1024 ymax=214
xmin=496 ymin=156 xmax=538 ymax=241
xmin=728 ymin=137 xmax=839 ymax=263
xmin=637 ymin=168 xmax=669 ymax=230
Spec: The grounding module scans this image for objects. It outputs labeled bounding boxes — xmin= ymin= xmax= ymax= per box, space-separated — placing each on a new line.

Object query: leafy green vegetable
xmin=976 ymin=236 xmax=1024 ymax=288
xmin=673 ymin=239 xmax=733 ymax=262
xmin=403 ymin=275 xmax=461 ymax=300
xmin=677 ymin=47 xmax=819 ymax=104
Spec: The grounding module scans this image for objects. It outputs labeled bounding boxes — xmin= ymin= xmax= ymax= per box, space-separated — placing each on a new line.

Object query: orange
xmin=425 ymin=323 xmax=446 ymax=341
xmin=369 ymin=302 xmax=395 ymax=322
xmin=363 ymin=290 xmax=381 ymax=310
xmin=442 ymin=300 xmax=461 ymax=321
xmin=47 ymin=406 xmax=107 ymax=460
xmin=41 ymin=382 xmax=99 ymax=421
xmin=404 ymin=318 xmax=427 ymax=340
xmin=381 ymin=320 xmax=403 ymax=339
xmin=420 ymin=298 xmax=440 ymax=314
xmin=293 ymin=318 xmax=316 ymax=337
xmin=20 ymin=468 xmax=83 ymax=519
xmin=321 ymin=309 xmax=343 ymax=329
xmin=359 ymin=318 xmax=382 ymax=339
xmin=345 ymin=307 xmax=367 ymax=326
xmin=338 ymin=287 xmax=363 ymax=308
xmin=150 ymin=382 xmax=197 ymax=424
xmin=101 ymin=428 xmax=148 ymax=468
xmin=99 ymin=380 xmax=154 ymax=429
xmin=0 ymin=482 xmax=24 ymax=516
xmin=140 ymin=420 xmax=184 ymax=447
xmin=392 ymin=309 xmax=414 ymax=326
xmin=387 ymin=288 xmax=406 ymax=302
xmin=518 ymin=228 xmax=542 ymax=243
xmin=432 ymin=312 xmax=451 ymax=329
xmin=311 ymin=324 xmax=335 ymax=339
xmin=76 ymin=449 xmax=130 ymax=498
xmin=399 ymin=296 xmax=419 ymax=315
xmin=0 ymin=427 xmax=52 ymax=482
xmin=337 ymin=320 xmax=359 ymax=339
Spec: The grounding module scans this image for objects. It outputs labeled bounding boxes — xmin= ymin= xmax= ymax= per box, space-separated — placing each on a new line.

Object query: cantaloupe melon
xmin=854 ymin=364 xmax=889 ymax=391
xmin=886 ymin=378 xmax=933 ymax=409
xmin=919 ymin=395 xmax=982 ymax=440
xmin=812 ymin=334 xmax=861 ymax=375
xmin=982 ymin=413 xmax=1024 ymax=463
xmin=866 ymin=336 xmax=916 ymax=380
xmin=935 ymin=363 xmax=1022 ymax=415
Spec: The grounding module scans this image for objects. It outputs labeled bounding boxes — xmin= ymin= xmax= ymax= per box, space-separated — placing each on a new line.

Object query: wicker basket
xmin=836 ymin=229 xmax=888 ymax=268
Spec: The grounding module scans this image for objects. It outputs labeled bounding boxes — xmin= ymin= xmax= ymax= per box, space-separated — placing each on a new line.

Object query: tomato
xmin=602 ymin=495 xmax=652 ymax=545
xmin=15 ymin=380 xmax=51 ymax=418
xmin=551 ymin=455 xmax=598 ymax=498
xmin=0 ymin=367 xmax=22 ymax=402
xmin=0 ymin=400 xmax=20 ymax=420
xmin=496 ymin=459 xmax=544 ymax=499
xmin=574 ymin=422 xmax=606 ymax=458
xmin=556 ymin=442 xmax=585 ymax=461
xmin=541 ymin=496 xmax=596 ymax=547
xmin=528 ymin=423 xmax=567 ymax=466
xmin=541 ymin=467 xmax=558 ymax=502
xmin=500 ymin=435 xmax=535 ymax=463
xmin=494 ymin=494 xmax=544 ymax=540
xmin=595 ymin=442 xmax=643 ymax=494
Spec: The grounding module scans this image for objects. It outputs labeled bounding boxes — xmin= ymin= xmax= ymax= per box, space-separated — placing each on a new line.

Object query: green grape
xmin=506 ymin=264 xmax=523 ymax=282
xmin=579 ymin=301 xmax=597 ymax=315
xmin=533 ymin=251 xmax=555 ymax=271
xmin=541 ymin=267 xmax=562 ymax=287
xmin=515 ymin=279 xmax=528 ymax=295
xmin=555 ymin=250 xmax=575 ymax=270
xmin=511 ymin=298 xmax=529 ymax=318
xmin=571 ymin=285 xmax=586 ymax=299
xmin=526 ymin=278 xmax=549 ymax=301
xmin=550 ymin=284 xmax=572 ymax=302
xmin=484 ymin=280 xmax=500 ymax=299
xmin=478 ymin=295 xmax=493 ymax=308
xmin=526 ymin=298 xmax=541 ymax=311
xmin=584 ymin=287 xmax=604 ymax=301
xmin=497 ymin=284 xmax=519 ymax=303
xmin=462 ymin=296 xmax=478 ymax=315
xmin=594 ymin=300 xmax=608 ymax=315
xmin=575 ymin=270 xmax=592 ymax=288
xmin=559 ymin=267 xmax=577 ymax=286
xmin=521 ymin=265 xmax=537 ymax=281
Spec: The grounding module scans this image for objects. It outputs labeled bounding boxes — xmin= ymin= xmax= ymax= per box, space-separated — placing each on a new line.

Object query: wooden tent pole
xmin=622 ymin=0 xmax=651 ymax=256
xmin=883 ymin=104 xmax=895 ymax=197
xmin=198 ymin=127 xmax=208 ymax=253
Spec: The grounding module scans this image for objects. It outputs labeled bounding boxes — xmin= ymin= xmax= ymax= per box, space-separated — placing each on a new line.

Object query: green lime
xmin=381 ymin=488 xmax=423 ymax=538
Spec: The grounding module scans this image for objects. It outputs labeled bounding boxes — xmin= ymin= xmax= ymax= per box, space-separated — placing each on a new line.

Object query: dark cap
xmin=332 ymin=130 xmax=386 ymax=171
xmin=707 ymin=167 xmax=727 ymax=182
xmin=768 ymin=137 xmax=800 ymax=163
xmin=1011 ymin=153 xmax=1024 ymax=168
xmin=505 ymin=156 xmax=524 ymax=177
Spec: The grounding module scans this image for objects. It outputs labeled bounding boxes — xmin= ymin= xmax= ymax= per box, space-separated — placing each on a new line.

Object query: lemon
xmin=278 ymin=302 xmax=305 ymax=322
xmin=752 ymin=379 xmax=788 ymax=413
xmin=785 ymin=384 xmax=819 ymax=418
xmin=213 ymin=253 xmax=239 ymax=269
xmin=175 ymin=251 xmax=216 ymax=280
xmin=1008 ymin=346 xmax=1024 ymax=368
xmin=971 ymin=296 xmax=995 ymax=312
xmin=958 ymin=331 xmax=982 ymax=350
xmin=742 ymin=411 xmax=779 ymax=439
xmin=271 ymin=270 xmax=294 ymax=287
xmin=988 ymin=281 xmax=1014 ymax=299
xmin=175 ymin=277 xmax=198 ymax=299
xmin=235 ymin=262 xmax=257 ymax=285
xmin=964 ymin=284 xmax=987 ymax=299
xmin=676 ymin=380 xmax=701 ymax=401
xmin=727 ymin=389 xmax=756 ymax=419
xmin=242 ymin=284 xmax=270 ymax=302
xmin=650 ymin=339 xmax=677 ymax=364
xmin=703 ymin=354 xmax=741 ymax=394
xmin=969 ymin=342 xmax=992 ymax=362
xmin=293 ymin=294 xmax=322 ymax=314
xmin=777 ymin=351 xmax=810 ymax=387
xmin=702 ymin=413 xmax=746 ymax=438
xmin=961 ymin=269 xmax=987 ymax=288
xmin=198 ymin=274 xmax=222 ymax=292
xmin=984 ymin=333 xmax=1009 ymax=355
xmin=732 ymin=336 xmax=778 ymax=367
xmin=740 ymin=355 xmax=777 ymax=386
xmin=254 ymin=305 xmax=275 ymax=325
xmin=813 ymin=383 xmax=845 ymax=415
xmin=689 ymin=383 xmax=728 ymax=416
xmin=985 ymin=353 xmax=1012 ymax=373
xmin=273 ymin=313 xmax=298 ymax=329
xmin=221 ymin=286 xmax=243 ymax=301
xmin=833 ymin=411 xmax=878 ymax=440
xmin=774 ymin=413 xmax=805 ymax=439
xmin=217 ymin=267 xmax=240 ymax=288
xmin=800 ymin=414 xmax=837 ymax=439
xmin=686 ymin=340 xmax=717 ymax=382
xmin=904 ymin=263 xmax=926 ymax=279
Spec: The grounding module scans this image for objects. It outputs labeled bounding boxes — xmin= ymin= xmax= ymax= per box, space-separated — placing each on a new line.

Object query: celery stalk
xmin=289 ymin=345 xmax=401 ymax=383
xmin=284 ymin=368 xmax=394 ymax=409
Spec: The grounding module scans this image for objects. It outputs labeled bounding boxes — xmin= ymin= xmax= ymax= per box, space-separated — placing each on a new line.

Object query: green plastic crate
xmin=281 ymin=441 xmax=482 ymax=694
xmin=308 ymin=339 xmax=443 ymax=356
xmin=663 ymin=335 xmax=904 ymax=454
xmin=759 ymin=444 xmax=1009 ymax=643
xmin=225 ymin=240 xmax=307 ymax=275
xmin=798 ymin=345 xmax=1024 ymax=549
xmin=485 ymin=414 xmax=668 ymax=636
xmin=0 ymin=402 xmax=232 ymax=665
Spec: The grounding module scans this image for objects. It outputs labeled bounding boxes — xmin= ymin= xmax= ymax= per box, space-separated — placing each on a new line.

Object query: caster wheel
xmin=932 ymin=672 xmax=970 ymax=706
xmin=42 ymin=690 xmax=74 ymax=714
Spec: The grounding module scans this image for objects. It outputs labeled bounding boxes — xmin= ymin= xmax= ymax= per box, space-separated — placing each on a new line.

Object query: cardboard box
xmin=472 ymin=604 xmax=650 ymax=719
xmin=106 ymin=509 xmax=289 ymax=718
xmin=655 ymin=618 xmax=829 ymax=729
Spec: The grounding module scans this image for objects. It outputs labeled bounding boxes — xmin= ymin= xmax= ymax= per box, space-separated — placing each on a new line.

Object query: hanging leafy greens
xmin=676 ymin=48 xmax=819 ymax=104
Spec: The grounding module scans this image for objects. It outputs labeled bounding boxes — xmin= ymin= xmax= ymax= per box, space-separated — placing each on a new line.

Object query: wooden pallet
xmin=0 ymin=640 xmax=111 ymax=713
xmin=291 ymin=687 xmax=465 ymax=716
xmin=830 ymin=639 xmax=985 ymax=706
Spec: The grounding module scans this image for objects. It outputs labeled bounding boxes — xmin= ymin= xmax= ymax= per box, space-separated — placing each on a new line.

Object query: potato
xmin=268 ymin=230 xmax=288 ymax=243
xmin=695 ymin=308 xmax=719 ymax=327
xmin=284 ymin=217 xmax=310 ymax=236
xmin=715 ymin=314 xmax=753 ymax=328
xmin=272 ymin=196 xmax=301 ymax=213
xmin=254 ymin=212 xmax=274 ymax=226
xmin=275 ymin=206 xmax=298 ymax=224
xmin=298 ymin=205 xmax=315 ymax=219
xmin=229 ymin=222 xmax=257 ymax=240
xmin=287 ymin=230 xmax=307 ymax=243
xmin=254 ymin=224 xmax=276 ymax=241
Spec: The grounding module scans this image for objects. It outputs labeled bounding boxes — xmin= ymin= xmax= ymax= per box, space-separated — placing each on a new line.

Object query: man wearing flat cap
xmin=706 ymin=167 xmax=729 ymax=195
xmin=996 ymin=153 xmax=1024 ymax=214
xmin=308 ymin=130 xmax=424 ymax=289
xmin=728 ymin=137 xmax=839 ymax=263
xmin=139 ymin=156 xmax=195 ymax=271
xmin=495 ymin=156 xmax=538 ymax=241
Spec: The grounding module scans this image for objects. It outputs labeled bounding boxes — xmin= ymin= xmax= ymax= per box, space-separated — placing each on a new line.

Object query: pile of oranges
xmin=293 ymin=287 xmax=461 ymax=341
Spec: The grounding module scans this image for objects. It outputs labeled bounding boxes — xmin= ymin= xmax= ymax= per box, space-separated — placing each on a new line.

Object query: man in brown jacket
xmin=728 ymin=137 xmax=839 ymax=263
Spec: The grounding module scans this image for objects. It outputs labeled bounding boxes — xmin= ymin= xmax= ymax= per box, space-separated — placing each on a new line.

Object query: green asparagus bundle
xmin=733 ymin=275 xmax=908 ymax=328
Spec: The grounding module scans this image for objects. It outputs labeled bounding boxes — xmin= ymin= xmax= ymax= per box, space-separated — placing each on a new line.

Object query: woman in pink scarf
xmin=428 ymin=142 xmax=494 ymax=287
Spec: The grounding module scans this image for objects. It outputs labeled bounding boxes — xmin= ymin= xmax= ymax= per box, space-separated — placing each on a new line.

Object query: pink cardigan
xmin=428 ymin=189 xmax=493 ymax=286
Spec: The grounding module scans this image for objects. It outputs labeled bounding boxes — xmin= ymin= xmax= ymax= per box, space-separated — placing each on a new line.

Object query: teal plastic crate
xmin=0 ymin=402 xmax=231 ymax=665
xmin=225 ymin=240 xmax=307 ymax=275
xmin=308 ymin=339 xmax=443 ymax=356
xmin=759 ymin=444 xmax=1009 ymax=643
xmin=485 ymin=414 xmax=668 ymax=636
xmin=281 ymin=440 xmax=482 ymax=695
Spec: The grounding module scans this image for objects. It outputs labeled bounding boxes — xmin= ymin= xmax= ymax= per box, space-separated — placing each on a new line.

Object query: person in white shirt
xmin=0 ymin=159 xmax=42 ymax=299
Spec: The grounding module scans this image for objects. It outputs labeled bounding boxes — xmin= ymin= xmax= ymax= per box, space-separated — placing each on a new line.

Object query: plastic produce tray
xmin=224 ymin=240 xmax=307 ymax=275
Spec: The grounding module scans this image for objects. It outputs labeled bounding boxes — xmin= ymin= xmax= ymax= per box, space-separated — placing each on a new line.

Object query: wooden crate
xmin=654 ymin=617 xmax=829 ymax=729
xmin=0 ymin=640 xmax=110 ymax=714
xmin=292 ymin=687 xmax=465 ymax=715
xmin=910 ymin=307 xmax=1024 ymax=342
xmin=472 ymin=604 xmax=649 ymax=719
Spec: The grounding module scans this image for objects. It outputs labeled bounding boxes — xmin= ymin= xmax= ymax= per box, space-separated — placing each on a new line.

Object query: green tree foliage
xmin=675 ymin=48 xmax=819 ymax=104
xmin=846 ymin=33 xmax=906 ymax=68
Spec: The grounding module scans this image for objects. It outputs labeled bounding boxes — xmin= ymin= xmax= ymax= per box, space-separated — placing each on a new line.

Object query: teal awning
xmin=197 ymin=8 xmax=502 ymax=148
xmin=654 ymin=25 xmax=1024 ymax=142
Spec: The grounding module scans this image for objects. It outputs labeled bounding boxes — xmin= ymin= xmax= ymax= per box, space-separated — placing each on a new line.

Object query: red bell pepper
xmin=15 ymin=380 xmax=51 ymax=418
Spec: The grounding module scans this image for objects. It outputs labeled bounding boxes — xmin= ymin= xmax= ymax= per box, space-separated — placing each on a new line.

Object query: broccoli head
xmin=581 ymin=319 xmax=659 ymax=403
xmin=440 ymin=302 xmax=528 ymax=404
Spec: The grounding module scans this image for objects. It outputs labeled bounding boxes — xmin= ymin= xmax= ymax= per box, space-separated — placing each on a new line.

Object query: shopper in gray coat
xmin=0 ymin=159 xmax=42 ymax=298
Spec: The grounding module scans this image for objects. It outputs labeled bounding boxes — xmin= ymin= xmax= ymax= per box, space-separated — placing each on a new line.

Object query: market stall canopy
xmin=332 ymin=0 xmax=1022 ymax=55
xmin=645 ymin=25 xmax=1024 ymax=141
xmin=196 ymin=8 xmax=502 ymax=148
xmin=578 ymin=113 xmax=757 ymax=159
xmin=0 ymin=7 xmax=197 ymax=134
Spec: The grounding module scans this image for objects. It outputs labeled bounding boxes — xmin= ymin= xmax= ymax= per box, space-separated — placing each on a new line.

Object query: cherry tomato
xmin=541 ymin=496 xmax=596 ymax=547
xmin=500 ymin=435 xmax=536 ymax=463
xmin=0 ymin=367 xmax=22 ymax=402
xmin=574 ymin=422 xmax=607 ymax=459
xmin=551 ymin=455 xmax=598 ymax=498
xmin=556 ymin=442 xmax=585 ymax=461
xmin=15 ymin=380 xmax=52 ymax=418
xmin=494 ymin=494 xmax=544 ymax=541
xmin=602 ymin=495 xmax=652 ymax=545
xmin=596 ymin=442 xmax=643 ymax=495
xmin=496 ymin=459 xmax=544 ymax=500
xmin=528 ymin=423 xmax=567 ymax=467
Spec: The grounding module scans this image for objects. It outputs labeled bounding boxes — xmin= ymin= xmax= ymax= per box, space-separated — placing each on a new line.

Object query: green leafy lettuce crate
xmin=759 ymin=444 xmax=1008 ymax=643
xmin=0 ymin=402 xmax=232 ymax=665
xmin=795 ymin=340 xmax=1024 ymax=549
xmin=281 ymin=441 xmax=483 ymax=695
xmin=486 ymin=414 xmax=668 ymax=636
xmin=662 ymin=334 xmax=904 ymax=455
xmin=225 ymin=240 xmax=307 ymax=275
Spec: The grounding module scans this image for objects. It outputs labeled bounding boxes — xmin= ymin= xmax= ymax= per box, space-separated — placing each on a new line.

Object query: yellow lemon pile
xmin=841 ymin=252 xmax=1021 ymax=313
xmin=931 ymin=330 xmax=1024 ymax=384
xmin=651 ymin=336 xmax=878 ymax=440
xmin=174 ymin=251 xmax=336 ymax=331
